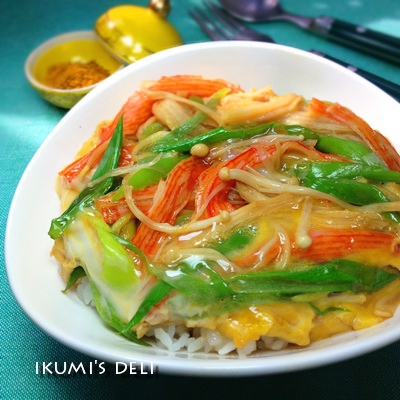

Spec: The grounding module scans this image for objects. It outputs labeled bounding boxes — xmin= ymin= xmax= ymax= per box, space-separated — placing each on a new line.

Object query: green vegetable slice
xmin=226 ymin=259 xmax=398 ymax=295
xmin=62 ymin=266 xmax=86 ymax=293
xmin=151 ymin=123 xmax=318 ymax=153
xmin=316 ymin=136 xmax=384 ymax=166
xmin=151 ymin=256 xmax=233 ymax=304
xmin=301 ymin=177 xmax=389 ymax=206
xmin=301 ymin=176 xmax=400 ymax=222
xmin=295 ymin=161 xmax=400 ymax=182
xmin=49 ymin=116 xmax=123 ymax=239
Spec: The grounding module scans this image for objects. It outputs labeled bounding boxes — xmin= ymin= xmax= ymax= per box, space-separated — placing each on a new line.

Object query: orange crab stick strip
xmin=98 ymin=91 xmax=156 ymax=142
xmin=58 ymin=140 xmax=110 ymax=183
xmin=292 ymin=228 xmax=400 ymax=265
xmin=95 ymin=184 xmax=158 ymax=225
xmin=118 ymin=142 xmax=136 ymax=167
xmin=194 ymin=144 xmax=279 ymax=219
xmin=59 ymin=92 xmax=155 ymax=183
xmin=145 ymin=75 xmax=243 ymax=98
xmin=59 ymin=141 xmax=136 ymax=184
xmin=309 ymin=98 xmax=400 ymax=171
xmin=95 ymin=195 xmax=131 ymax=225
xmin=132 ymin=157 xmax=207 ymax=256
xmin=232 ymin=236 xmax=284 ymax=268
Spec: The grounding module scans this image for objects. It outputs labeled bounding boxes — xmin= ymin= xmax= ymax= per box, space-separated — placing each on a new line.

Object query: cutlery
xmin=217 ymin=0 xmax=400 ymax=64
xmin=189 ymin=2 xmax=400 ymax=101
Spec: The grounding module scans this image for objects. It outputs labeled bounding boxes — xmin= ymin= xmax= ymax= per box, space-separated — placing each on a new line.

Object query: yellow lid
xmin=94 ymin=2 xmax=183 ymax=64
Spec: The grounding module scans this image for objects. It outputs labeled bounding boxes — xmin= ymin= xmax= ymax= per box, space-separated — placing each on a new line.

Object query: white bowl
xmin=6 ymin=41 xmax=400 ymax=376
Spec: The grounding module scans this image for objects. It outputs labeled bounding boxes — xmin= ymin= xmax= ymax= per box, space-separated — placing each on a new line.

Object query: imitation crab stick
xmin=132 ymin=156 xmax=207 ymax=256
xmin=95 ymin=185 xmax=158 ymax=225
xmin=309 ymin=98 xmax=400 ymax=171
xmin=144 ymin=75 xmax=243 ymax=98
xmin=60 ymin=91 xmax=154 ymax=183
xmin=194 ymin=146 xmax=274 ymax=219
xmin=292 ymin=228 xmax=400 ymax=263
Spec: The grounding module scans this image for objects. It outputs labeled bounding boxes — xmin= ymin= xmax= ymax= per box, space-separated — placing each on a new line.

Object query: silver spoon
xmin=190 ymin=2 xmax=400 ymax=101
xmin=218 ymin=0 xmax=400 ymax=64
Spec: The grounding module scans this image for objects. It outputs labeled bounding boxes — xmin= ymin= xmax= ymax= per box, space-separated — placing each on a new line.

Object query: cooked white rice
xmin=144 ymin=325 xmax=287 ymax=356
xmin=76 ymin=277 xmax=95 ymax=307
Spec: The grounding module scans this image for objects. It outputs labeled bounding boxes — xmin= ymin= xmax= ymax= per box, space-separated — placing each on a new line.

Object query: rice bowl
xmin=6 ymin=41 xmax=400 ymax=376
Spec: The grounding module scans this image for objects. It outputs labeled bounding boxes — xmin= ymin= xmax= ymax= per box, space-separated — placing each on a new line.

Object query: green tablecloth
xmin=2 ymin=0 xmax=400 ymax=398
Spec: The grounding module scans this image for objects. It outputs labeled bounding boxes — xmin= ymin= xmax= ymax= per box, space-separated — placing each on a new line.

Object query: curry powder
xmin=44 ymin=60 xmax=110 ymax=89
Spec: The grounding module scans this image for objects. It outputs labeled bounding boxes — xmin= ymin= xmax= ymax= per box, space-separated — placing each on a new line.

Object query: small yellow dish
xmin=25 ymin=31 xmax=123 ymax=109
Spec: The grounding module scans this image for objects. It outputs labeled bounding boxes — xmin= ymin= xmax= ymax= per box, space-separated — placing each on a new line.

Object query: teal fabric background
xmin=1 ymin=0 xmax=400 ymax=398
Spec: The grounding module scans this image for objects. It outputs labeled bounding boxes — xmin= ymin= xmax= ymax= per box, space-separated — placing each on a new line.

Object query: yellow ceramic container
xmin=94 ymin=4 xmax=183 ymax=64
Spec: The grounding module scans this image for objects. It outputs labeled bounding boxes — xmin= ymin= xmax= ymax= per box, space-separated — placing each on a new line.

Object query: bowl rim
xmin=24 ymin=30 xmax=120 ymax=93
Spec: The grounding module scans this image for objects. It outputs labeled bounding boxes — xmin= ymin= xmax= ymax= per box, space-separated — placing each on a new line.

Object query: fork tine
xmin=189 ymin=8 xmax=227 ymax=41
xmin=193 ymin=1 xmax=276 ymax=43
xmin=203 ymin=1 xmax=239 ymax=40
xmin=206 ymin=1 xmax=259 ymax=36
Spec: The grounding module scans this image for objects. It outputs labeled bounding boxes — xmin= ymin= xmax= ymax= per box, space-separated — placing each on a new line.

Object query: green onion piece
xmin=170 ymin=257 xmax=397 ymax=319
xmin=316 ymin=136 xmax=384 ymax=166
xmin=151 ymin=123 xmax=316 ymax=153
xmin=277 ymin=124 xmax=319 ymax=140
xmin=308 ymin=303 xmax=348 ymax=315
xmin=211 ymin=226 xmax=257 ymax=256
xmin=301 ymin=177 xmax=389 ymax=205
xmin=48 ymin=179 xmax=114 ymax=239
xmin=297 ymin=162 xmax=400 ymax=222
xmin=112 ymin=153 xmax=188 ymax=201
xmin=301 ymin=176 xmax=400 ymax=222
xmin=226 ymin=259 xmax=398 ymax=295
xmin=140 ymin=121 xmax=165 ymax=141
xmin=90 ymin=117 xmax=124 ymax=181
xmin=112 ymin=233 xmax=149 ymax=267
xmin=93 ymin=217 xmax=138 ymax=289
xmin=128 ymin=154 xmax=188 ymax=190
xmin=62 ymin=266 xmax=86 ymax=293
xmin=151 ymin=257 xmax=233 ymax=304
xmin=111 ymin=214 xmax=136 ymax=241
xmin=295 ymin=161 xmax=400 ymax=182
xmin=108 ymin=234 xmax=174 ymax=335
xmin=49 ymin=116 xmax=124 ymax=239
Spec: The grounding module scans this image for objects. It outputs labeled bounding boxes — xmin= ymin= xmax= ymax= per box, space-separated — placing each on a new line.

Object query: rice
xmin=76 ymin=277 xmax=94 ymax=306
xmin=146 ymin=325 xmax=288 ymax=356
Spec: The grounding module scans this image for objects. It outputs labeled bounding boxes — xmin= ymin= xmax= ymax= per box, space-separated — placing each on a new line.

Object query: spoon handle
xmin=312 ymin=17 xmax=400 ymax=64
xmin=310 ymin=50 xmax=400 ymax=102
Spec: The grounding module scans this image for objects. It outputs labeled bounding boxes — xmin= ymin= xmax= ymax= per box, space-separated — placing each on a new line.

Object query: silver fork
xmin=189 ymin=2 xmax=400 ymax=102
xmin=189 ymin=1 xmax=275 ymax=43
